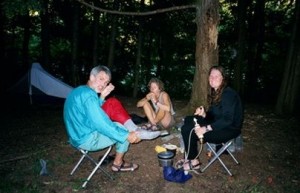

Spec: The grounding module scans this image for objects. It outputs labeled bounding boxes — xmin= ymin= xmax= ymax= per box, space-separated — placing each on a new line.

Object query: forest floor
xmin=0 ymin=96 xmax=299 ymax=193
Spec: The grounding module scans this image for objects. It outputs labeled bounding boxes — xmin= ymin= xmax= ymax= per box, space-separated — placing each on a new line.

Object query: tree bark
xmin=92 ymin=1 xmax=100 ymax=67
xmin=188 ymin=0 xmax=219 ymax=113
xmin=276 ymin=0 xmax=300 ymax=115
xmin=41 ymin=0 xmax=50 ymax=68
xmin=22 ymin=13 xmax=30 ymax=68
xmin=71 ymin=2 xmax=80 ymax=85
xmin=234 ymin=0 xmax=249 ymax=96
xmin=246 ymin=0 xmax=265 ymax=102
xmin=133 ymin=0 xmax=145 ymax=98
xmin=107 ymin=0 xmax=119 ymax=68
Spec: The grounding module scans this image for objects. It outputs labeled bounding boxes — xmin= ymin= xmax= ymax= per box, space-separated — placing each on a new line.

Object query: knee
xmin=142 ymin=101 xmax=152 ymax=109
xmin=106 ymin=97 xmax=121 ymax=105
xmin=181 ymin=124 xmax=192 ymax=136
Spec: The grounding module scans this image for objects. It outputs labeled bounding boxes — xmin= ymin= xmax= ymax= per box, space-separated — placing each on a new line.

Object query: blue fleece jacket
xmin=63 ymin=85 xmax=129 ymax=147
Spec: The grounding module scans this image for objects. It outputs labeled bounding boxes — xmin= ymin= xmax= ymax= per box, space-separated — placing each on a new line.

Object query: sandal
xmin=98 ymin=154 xmax=115 ymax=166
xmin=182 ymin=160 xmax=201 ymax=171
xmin=140 ymin=123 xmax=159 ymax=131
xmin=206 ymin=151 xmax=212 ymax=159
xmin=175 ymin=159 xmax=186 ymax=169
xmin=111 ymin=161 xmax=139 ymax=172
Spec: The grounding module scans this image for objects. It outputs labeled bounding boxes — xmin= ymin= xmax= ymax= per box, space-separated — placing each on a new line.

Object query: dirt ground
xmin=0 ymin=96 xmax=299 ymax=193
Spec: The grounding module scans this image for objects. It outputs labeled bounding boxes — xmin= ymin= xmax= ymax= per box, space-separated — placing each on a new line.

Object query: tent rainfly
xmin=9 ymin=63 xmax=73 ymax=104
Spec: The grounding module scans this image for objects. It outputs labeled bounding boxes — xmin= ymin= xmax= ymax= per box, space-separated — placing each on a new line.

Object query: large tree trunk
xmin=187 ymin=0 xmax=219 ymax=113
xmin=276 ymin=0 xmax=300 ymax=116
xmin=234 ymin=0 xmax=250 ymax=96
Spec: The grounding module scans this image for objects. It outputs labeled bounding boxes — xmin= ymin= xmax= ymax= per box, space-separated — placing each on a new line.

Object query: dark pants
xmin=181 ymin=116 xmax=241 ymax=159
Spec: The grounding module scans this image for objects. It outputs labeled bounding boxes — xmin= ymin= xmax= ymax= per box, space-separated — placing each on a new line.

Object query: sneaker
xmin=136 ymin=128 xmax=161 ymax=140
xmin=160 ymin=130 xmax=169 ymax=137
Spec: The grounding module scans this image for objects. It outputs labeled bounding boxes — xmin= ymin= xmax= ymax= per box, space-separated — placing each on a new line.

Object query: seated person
xmin=64 ymin=65 xmax=142 ymax=172
xmin=178 ymin=65 xmax=244 ymax=171
xmin=137 ymin=78 xmax=175 ymax=130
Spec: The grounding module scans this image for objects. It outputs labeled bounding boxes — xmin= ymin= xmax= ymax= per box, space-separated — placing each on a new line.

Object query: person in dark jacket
xmin=179 ymin=65 xmax=244 ymax=171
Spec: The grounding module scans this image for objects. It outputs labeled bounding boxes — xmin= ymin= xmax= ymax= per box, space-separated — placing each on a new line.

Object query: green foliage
xmin=2 ymin=0 xmax=41 ymax=18
xmin=0 ymin=0 xmax=297 ymax=102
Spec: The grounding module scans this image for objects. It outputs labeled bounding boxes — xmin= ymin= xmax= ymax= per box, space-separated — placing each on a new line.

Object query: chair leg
xmin=80 ymin=150 xmax=114 ymax=181
xmin=82 ymin=146 xmax=114 ymax=188
xmin=70 ymin=146 xmax=115 ymax=188
xmin=201 ymin=141 xmax=237 ymax=176
xmin=70 ymin=149 xmax=88 ymax=175
xmin=227 ymin=148 xmax=239 ymax=165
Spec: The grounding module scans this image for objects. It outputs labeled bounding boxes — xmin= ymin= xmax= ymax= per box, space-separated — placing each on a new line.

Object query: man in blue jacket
xmin=64 ymin=65 xmax=142 ymax=172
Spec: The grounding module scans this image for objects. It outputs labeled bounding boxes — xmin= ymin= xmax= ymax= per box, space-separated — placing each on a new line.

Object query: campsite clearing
xmin=0 ymin=96 xmax=299 ymax=193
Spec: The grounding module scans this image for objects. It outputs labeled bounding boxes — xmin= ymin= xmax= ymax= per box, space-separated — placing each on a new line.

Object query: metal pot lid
xmin=157 ymin=151 xmax=174 ymax=159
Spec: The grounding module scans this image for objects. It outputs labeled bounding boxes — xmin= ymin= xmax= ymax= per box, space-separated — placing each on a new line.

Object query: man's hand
xmin=194 ymin=106 xmax=206 ymax=117
xmin=100 ymin=83 xmax=115 ymax=99
xmin=127 ymin=131 xmax=141 ymax=143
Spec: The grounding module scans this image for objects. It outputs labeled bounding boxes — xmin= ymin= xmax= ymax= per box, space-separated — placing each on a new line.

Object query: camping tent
xmin=9 ymin=63 xmax=73 ymax=104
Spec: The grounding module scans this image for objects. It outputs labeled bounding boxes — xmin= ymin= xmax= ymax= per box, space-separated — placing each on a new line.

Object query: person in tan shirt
xmin=137 ymin=78 xmax=175 ymax=130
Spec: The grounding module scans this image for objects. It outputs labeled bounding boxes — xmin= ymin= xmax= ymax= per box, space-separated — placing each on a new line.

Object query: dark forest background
xmin=0 ymin=0 xmax=299 ymax=115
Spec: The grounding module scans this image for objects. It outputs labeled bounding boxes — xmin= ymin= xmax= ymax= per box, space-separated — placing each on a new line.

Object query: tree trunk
xmin=107 ymin=16 xmax=117 ymax=68
xmin=276 ymin=0 xmax=300 ymax=116
xmin=188 ymin=0 xmax=219 ymax=113
xmin=22 ymin=13 xmax=30 ymax=68
xmin=0 ymin=5 xmax=7 ymax=92
xmin=107 ymin=0 xmax=119 ymax=68
xmin=234 ymin=0 xmax=249 ymax=96
xmin=246 ymin=0 xmax=265 ymax=102
xmin=133 ymin=0 xmax=145 ymax=98
xmin=92 ymin=2 xmax=100 ymax=67
xmin=71 ymin=2 xmax=80 ymax=85
xmin=41 ymin=0 xmax=50 ymax=68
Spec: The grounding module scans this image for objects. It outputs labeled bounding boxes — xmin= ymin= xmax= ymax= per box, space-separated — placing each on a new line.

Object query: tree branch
xmin=76 ymin=0 xmax=197 ymax=16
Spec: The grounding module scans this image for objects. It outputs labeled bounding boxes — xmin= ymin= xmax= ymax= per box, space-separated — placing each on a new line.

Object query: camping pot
xmin=157 ymin=151 xmax=175 ymax=167
xmin=164 ymin=144 xmax=177 ymax=156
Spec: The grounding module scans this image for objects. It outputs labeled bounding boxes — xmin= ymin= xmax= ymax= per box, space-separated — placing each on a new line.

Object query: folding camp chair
xmin=200 ymin=135 xmax=241 ymax=176
xmin=70 ymin=145 xmax=115 ymax=188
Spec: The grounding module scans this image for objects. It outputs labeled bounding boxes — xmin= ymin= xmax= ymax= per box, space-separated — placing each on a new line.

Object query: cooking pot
xmin=157 ymin=151 xmax=175 ymax=167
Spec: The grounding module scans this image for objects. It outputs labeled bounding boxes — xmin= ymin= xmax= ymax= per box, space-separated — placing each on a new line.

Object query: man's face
xmin=90 ymin=71 xmax=110 ymax=93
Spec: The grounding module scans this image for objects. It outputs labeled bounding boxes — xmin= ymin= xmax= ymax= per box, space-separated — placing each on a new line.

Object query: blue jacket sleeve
xmin=84 ymin=96 xmax=129 ymax=143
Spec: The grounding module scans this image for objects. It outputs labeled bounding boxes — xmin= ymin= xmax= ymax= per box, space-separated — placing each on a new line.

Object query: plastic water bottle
xmin=179 ymin=134 xmax=185 ymax=153
xmin=176 ymin=118 xmax=185 ymax=131
xmin=39 ymin=159 xmax=49 ymax=176
xmin=161 ymin=133 xmax=176 ymax=142
xmin=228 ymin=139 xmax=236 ymax=153
xmin=235 ymin=134 xmax=243 ymax=152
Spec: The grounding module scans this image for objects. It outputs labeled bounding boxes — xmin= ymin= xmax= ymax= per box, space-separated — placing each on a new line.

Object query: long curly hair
xmin=208 ymin=65 xmax=228 ymax=105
